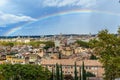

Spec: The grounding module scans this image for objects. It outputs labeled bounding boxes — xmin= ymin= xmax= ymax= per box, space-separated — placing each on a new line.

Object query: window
xmin=68 ymin=71 xmax=70 ymax=74
xmin=94 ymin=72 xmax=97 ymax=75
xmin=91 ymin=66 xmax=98 ymax=70
xmin=65 ymin=71 xmax=67 ymax=73
xmin=71 ymin=66 xmax=73 ymax=69
xmin=91 ymin=67 xmax=94 ymax=70
xmin=94 ymin=67 xmax=98 ymax=70
xmin=86 ymin=66 xmax=88 ymax=69
xmin=88 ymin=66 xmax=91 ymax=69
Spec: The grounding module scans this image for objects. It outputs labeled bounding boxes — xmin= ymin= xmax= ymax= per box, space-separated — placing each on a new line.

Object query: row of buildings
xmin=41 ymin=59 xmax=104 ymax=80
xmin=0 ymin=56 xmax=104 ymax=80
xmin=0 ymin=35 xmax=104 ymax=79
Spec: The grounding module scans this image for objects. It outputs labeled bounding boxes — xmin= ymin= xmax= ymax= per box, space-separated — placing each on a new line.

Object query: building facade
xmin=41 ymin=59 xmax=104 ymax=79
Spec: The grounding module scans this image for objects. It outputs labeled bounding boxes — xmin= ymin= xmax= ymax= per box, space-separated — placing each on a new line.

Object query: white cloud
xmin=0 ymin=12 xmax=36 ymax=26
xmin=43 ymin=0 xmax=96 ymax=7
xmin=76 ymin=0 xmax=97 ymax=7
xmin=0 ymin=0 xmax=9 ymax=7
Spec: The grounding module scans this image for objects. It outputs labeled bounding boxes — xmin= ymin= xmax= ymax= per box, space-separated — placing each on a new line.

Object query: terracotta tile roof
xmin=41 ymin=59 xmax=102 ymax=66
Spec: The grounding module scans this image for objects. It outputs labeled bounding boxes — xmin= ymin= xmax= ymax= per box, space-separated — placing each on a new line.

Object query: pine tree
xmin=52 ymin=67 xmax=54 ymax=80
xmin=58 ymin=52 xmax=62 ymax=59
xmin=60 ymin=64 xmax=63 ymax=80
xmin=74 ymin=61 xmax=78 ymax=80
xmin=79 ymin=67 xmax=81 ymax=80
xmin=56 ymin=63 xmax=60 ymax=80
xmin=81 ymin=61 xmax=86 ymax=80
xmin=49 ymin=67 xmax=54 ymax=80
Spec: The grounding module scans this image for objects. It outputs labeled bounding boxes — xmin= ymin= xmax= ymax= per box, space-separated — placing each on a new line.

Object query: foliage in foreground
xmin=89 ymin=28 xmax=120 ymax=80
xmin=0 ymin=64 xmax=51 ymax=80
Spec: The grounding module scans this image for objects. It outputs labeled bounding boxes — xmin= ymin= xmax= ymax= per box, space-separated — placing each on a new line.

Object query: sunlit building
xmin=41 ymin=59 xmax=104 ymax=79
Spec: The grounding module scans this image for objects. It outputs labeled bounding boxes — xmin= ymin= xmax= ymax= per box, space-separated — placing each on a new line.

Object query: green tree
xmin=89 ymin=29 xmax=120 ymax=80
xmin=50 ymin=67 xmax=54 ymax=80
xmin=44 ymin=41 xmax=55 ymax=50
xmin=89 ymin=54 xmax=98 ymax=60
xmin=74 ymin=62 xmax=78 ymax=80
xmin=60 ymin=64 xmax=63 ymax=80
xmin=117 ymin=26 xmax=120 ymax=36
xmin=81 ymin=61 xmax=86 ymax=80
xmin=76 ymin=40 xmax=89 ymax=48
xmin=86 ymin=72 xmax=95 ymax=77
xmin=56 ymin=63 xmax=60 ymax=80
xmin=7 ymin=42 xmax=14 ymax=47
xmin=79 ymin=67 xmax=81 ymax=80
xmin=58 ymin=52 xmax=62 ymax=59
xmin=0 ymin=64 xmax=51 ymax=80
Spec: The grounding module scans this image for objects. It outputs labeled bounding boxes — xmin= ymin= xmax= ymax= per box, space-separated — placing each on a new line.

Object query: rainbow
xmin=4 ymin=9 xmax=120 ymax=36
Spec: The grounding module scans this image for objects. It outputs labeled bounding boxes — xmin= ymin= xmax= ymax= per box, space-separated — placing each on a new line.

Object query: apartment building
xmin=41 ymin=59 xmax=104 ymax=79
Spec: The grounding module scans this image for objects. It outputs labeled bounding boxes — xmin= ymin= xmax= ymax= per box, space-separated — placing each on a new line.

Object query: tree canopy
xmin=0 ymin=64 xmax=51 ymax=80
xmin=0 ymin=41 xmax=55 ymax=49
xmin=76 ymin=40 xmax=89 ymax=48
xmin=89 ymin=28 xmax=120 ymax=80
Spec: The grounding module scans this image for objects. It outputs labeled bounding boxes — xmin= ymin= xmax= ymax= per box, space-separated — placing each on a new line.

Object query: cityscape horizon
xmin=0 ymin=0 xmax=120 ymax=80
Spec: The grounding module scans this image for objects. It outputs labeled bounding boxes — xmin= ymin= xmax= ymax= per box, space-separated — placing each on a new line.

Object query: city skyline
xmin=0 ymin=0 xmax=120 ymax=36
